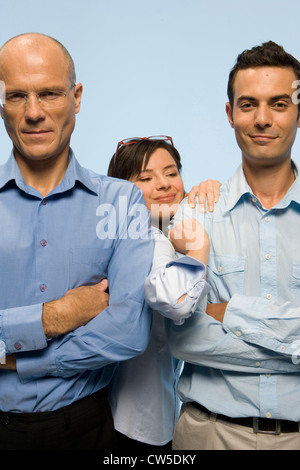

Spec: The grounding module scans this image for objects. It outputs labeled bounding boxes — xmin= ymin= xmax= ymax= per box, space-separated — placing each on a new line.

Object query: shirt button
xmin=265 ymin=373 xmax=271 ymax=377
xmin=40 ymin=284 xmax=47 ymax=292
xmin=255 ymin=361 xmax=261 ymax=367
xmin=265 ymin=217 xmax=270 ymax=222
xmin=265 ymin=254 xmax=271 ymax=260
xmin=235 ymin=331 xmax=242 ymax=337
xmin=42 ymin=199 xmax=47 ymax=205
xmin=265 ymin=412 xmax=272 ymax=418
xmin=266 ymin=293 xmax=272 ymax=300
xmin=14 ymin=342 xmax=22 ymax=350
xmin=40 ymin=240 xmax=47 ymax=247
xmin=217 ymin=266 xmax=222 ymax=272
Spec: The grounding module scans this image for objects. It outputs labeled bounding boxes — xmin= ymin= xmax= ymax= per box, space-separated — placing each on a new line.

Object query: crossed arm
xmin=1 ymin=179 xmax=221 ymax=371
xmin=0 ymin=279 xmax=109 ymax=370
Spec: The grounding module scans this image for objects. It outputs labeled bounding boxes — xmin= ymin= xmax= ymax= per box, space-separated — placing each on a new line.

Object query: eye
xmin=39 ymin=90 xmax=64 ymax=101
xmin=240 ymin=102 xmax=255 ymax=110
xmin=139 ymin=177 xmax=152 ymax=182
xmin=6 ymin=92 xmax=27 ymax=102
xmin=273 ymin=101 xmax=288 ymax=110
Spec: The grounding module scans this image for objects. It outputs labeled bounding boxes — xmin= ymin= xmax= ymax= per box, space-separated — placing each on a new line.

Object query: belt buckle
xmin=253 ymin=417 xmax=281 ymax=435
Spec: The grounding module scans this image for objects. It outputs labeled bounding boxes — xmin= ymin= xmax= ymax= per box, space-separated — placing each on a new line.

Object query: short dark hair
xmin=107 ymin=139 xmax=182 ymax=181
xmin=227 ymin=40 xmax=300 ymax=111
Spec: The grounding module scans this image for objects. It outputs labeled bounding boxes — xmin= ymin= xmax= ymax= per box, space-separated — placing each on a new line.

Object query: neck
xmin=242 ymin=157 xmax=296 ymax=209
xmin=14 ymin=148 xmax=69 ymax=197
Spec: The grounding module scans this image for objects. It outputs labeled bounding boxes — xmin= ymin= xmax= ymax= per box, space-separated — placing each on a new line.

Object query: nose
xmin=156 ymin=175 xmax=171 ymax=189
xmin=24 ymin=94 xmax=45 ymax=121
xmin=254 ymin=103 xmax=272 ymax=128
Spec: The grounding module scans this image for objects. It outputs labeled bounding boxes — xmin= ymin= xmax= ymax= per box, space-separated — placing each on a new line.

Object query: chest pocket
xmin=207 ymin=253 xmax=246 ymax=302
xmin=69 ymin=247 xmax=113 ymax=288
xmin=291 ymin=263 xmax=300 ymax=305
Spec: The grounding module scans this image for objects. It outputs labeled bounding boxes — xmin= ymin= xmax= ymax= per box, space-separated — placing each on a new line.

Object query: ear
xmin=226 ymin=102 xmax=234 ymax=128
xmin=74 ymin=83 xmax=83 ymax=114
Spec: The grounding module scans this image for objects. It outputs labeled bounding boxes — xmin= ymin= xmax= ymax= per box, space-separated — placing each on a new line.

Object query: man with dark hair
xmin=0 ymin=32 xmax=153 ymax=450
xmin=167 ymin=40 xmax=300 ymax=450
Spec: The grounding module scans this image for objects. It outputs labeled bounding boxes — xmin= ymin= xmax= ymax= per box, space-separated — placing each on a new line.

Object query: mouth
xmin=22 ymin=130 xmax=52 ymax=137
xmin=249 ymin=134 xmax=277 ymax=143
xmin=154 ymin=193 xmax=177 ymax=204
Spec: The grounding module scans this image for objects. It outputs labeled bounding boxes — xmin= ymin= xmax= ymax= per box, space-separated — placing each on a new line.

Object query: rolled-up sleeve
xmin=144 ymin=228 xmax=210 ymax=325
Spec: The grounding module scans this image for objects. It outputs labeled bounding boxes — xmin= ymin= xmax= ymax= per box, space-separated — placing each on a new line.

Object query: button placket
xmin=37 ymin=199 xmax=49 ymax=296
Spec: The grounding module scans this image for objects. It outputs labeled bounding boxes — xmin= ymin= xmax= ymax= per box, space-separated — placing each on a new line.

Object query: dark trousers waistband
xmin=191 ymin=402 xmax=300 ymax=434
xmin=0 ymin=387 xmax=108 ymax=424
xmin=0 ymin=388 xmax=117 ymax=450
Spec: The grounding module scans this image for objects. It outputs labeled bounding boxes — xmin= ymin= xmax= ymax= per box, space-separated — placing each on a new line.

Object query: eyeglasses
xmin=1 ymin=85 xmax=76 ymax=110
xmin=114 ymin=135 xmax=174 ymax=167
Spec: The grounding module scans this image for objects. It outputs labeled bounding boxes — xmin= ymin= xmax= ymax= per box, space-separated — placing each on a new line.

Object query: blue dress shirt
xmin=0 ymin=150 xmax=153 ymax=412
xmin=167 ymin=163 xmax=300 ymax=421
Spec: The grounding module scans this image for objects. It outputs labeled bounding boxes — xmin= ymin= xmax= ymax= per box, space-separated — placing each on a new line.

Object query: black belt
xmin=191 ymin=402 xmax=300 ymax=434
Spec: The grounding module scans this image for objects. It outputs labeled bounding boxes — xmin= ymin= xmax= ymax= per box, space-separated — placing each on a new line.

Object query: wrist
xmin=186 ymin=249 xmax=209 ymax=265
xmin=42 ymin=300 xmax=61 ymax=339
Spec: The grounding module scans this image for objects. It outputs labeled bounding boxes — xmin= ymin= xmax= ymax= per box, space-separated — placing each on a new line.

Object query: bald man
xmin=0 ymin=33 xmax=153 ymax=450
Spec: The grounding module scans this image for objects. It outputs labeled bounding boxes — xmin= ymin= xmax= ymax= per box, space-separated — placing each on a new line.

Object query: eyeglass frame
xmin=113 ymin=135 xmax=174 ymax=167
xmin=0 ymin=84 xmax=76 ymax=110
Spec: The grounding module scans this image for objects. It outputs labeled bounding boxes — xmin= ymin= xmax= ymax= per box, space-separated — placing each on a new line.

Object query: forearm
xmin=0 ymin=354 xmax=16 ymax=371
xmin=16 ymin=299 xmax=152 ymax=381
xmin=166 ymin=300 xmax=300 ymax=373
xmin=145 ymin=255 xmax=210 ymax=324
xmin=223 ymin=294 xmax=300 ymax=355
xmin=42 ymin=281 xmax=109 ymax=338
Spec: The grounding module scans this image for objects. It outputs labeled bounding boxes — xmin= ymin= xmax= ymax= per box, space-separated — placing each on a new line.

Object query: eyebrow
xmin=140 ymin=164 xmax=178 ymax=173
xmin=236 ymin=94 xmax=293 ymax=104
xmin=5 ymin=85 xmax=67 ymax=93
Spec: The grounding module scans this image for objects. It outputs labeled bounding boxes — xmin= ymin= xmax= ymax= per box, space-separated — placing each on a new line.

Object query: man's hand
xmin=42 ymin=279 xmax=109 ymax=338
xmin=206 ymin=302 xmax=228 ymax=323
xmin=0 ymin=354 xmax=16 ymax=371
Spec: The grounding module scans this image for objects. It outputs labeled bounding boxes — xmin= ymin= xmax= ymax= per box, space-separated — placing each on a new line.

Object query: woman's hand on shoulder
xmin=186 ymin=179 xmax=221 ymax=212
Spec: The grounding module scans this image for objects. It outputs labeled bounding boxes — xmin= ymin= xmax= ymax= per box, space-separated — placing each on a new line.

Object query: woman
xmin=108 ymin=135 xmax=218 ymax=452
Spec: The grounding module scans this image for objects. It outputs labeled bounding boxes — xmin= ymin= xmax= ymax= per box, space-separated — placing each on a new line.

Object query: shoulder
xmin=81 ymin=167 xmax=143 ymax=202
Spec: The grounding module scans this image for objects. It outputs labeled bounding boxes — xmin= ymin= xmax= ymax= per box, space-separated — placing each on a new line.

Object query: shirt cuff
xmin=1 ymin=303 xmax=48 ymax=354
xmin=16 ymin=346 xmax=58 ymax=383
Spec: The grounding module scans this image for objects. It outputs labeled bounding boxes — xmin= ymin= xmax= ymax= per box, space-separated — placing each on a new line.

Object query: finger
xmin=197 ymin=181 xmax=212 ymax=213
xmin=199 ymin=180 xmax=220 ymax=212
xmin=187 ymin=187 xmax=198 ymax=208
xmin=212 ymin=180 xmax=221 ymax=203
xmin=96 ymin=278 xmax=108 ymax=291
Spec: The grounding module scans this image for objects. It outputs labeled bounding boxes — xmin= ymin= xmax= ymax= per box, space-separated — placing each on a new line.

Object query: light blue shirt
xmin=110 ymin=227 xmax=209 ymax=445
xmin=0 ymin=150 xmax=153 ymax=412
xmin=167 ymin=163 xmax=300 ymax=421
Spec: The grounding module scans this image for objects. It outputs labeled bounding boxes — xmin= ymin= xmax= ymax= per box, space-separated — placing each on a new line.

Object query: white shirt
xmin=109 ymin=226 xmax=209 ymax=445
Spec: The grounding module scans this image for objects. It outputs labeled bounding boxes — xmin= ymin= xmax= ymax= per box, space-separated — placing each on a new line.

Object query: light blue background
xmin=0 ymin=0 xmax=299 ymax=190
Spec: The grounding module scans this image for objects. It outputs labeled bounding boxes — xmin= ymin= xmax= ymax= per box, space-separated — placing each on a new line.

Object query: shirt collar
xmin=0 ymin=148 xmax=98 ymax=196
xmin=223 ymin=164 xmax=252 ymax=212
xmin=224 ymin=161 xmax=300 ymax=212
